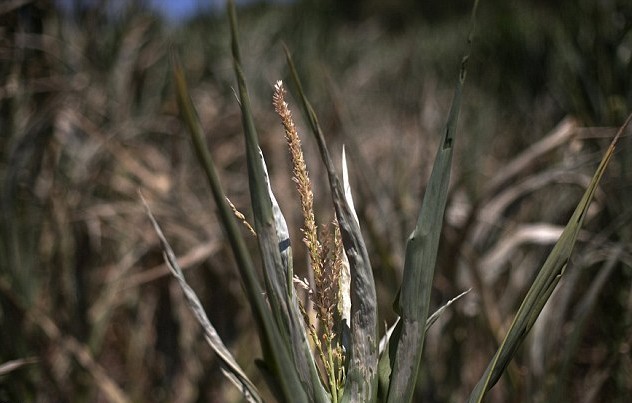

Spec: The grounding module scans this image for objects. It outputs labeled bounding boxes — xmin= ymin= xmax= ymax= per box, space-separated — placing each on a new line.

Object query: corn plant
xmin=142 ymin=0 xmax=632 ymax=401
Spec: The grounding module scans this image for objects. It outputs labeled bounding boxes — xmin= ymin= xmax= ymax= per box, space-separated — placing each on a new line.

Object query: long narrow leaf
xmin=227 ymin=1 xmax=326 ymax=401
xmin=385 ymin=2 xmax=478 ymax=401
xmin=228 ymin=0 xmax=288 ymax=338
xmin=172 ymin=48 xmax=306 ymax=400
xmin=285 ymin=47 xmax=379 ymax=402
xmin=467 ymin=112 xmax=632 ymax=402
xmin=141 ymin=195 xmax=262 ymax=403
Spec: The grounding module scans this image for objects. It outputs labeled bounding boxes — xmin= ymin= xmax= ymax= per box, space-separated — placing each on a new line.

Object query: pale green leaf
xmin=467 ymin=112 xmax=632 ymax=402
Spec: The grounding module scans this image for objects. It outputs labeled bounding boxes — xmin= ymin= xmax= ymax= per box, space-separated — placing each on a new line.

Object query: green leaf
xmin=228 ymin=0 xmax=289 ymax=338
xmin=172 ymin=45 xmax=309 ymax=401
xmin=285 ymin=46 xmax=379 ymax=402
xmin=227 ymin=2 xmax=327 ymax=401
xmin=377 ymin=287 xmax=470 ymax=401
xmin=385 ymin=1 xmax=478 ymax=400
xmin=467 ymin=112 xmax=632 ymax=402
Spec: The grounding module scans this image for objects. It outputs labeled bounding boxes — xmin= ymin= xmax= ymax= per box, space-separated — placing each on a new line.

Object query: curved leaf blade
xmin=142 ymin=195 xmax=262 ymax=403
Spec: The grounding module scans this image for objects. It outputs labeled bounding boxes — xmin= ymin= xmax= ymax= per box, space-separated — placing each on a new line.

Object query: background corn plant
xmin=1 ymin=0 xmax=631 ymax=402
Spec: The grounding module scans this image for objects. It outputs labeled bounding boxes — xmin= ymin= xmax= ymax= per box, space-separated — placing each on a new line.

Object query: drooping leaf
xmin=467 ymin=112 xmax=632 ymax=402
xmin=142 ymin=195 xmax=262 ymax=403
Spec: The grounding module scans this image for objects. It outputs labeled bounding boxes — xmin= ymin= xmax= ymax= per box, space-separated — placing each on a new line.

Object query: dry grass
xmin=1 ymin=1 xmax=631 ymax=402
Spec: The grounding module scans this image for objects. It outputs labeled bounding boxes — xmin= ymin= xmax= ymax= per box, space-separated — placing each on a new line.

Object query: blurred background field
xmin=1 ymin=0 xmax=631 ymax=401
